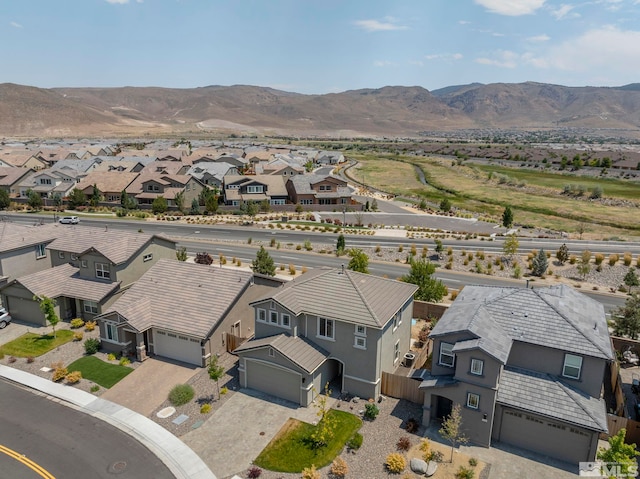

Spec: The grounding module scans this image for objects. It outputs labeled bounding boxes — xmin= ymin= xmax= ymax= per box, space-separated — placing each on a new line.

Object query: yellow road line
xmin=0 ymin=444 xmax=56 ymax=479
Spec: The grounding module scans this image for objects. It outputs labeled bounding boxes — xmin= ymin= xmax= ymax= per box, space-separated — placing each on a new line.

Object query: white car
xmin=59 ymin=216 xmax=79 ymax=224
xmin=0 ymin=307 xmax=11 ymax=329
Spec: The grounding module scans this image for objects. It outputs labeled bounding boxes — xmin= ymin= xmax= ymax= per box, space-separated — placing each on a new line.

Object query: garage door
xmin=498 ymin=408 xmax=593 ymax=463
xmin=154 ymin=330 xmax=202 ymax=366
xmin=5 ymin=297 xmax=45 ymax=326
xmin=246 ymin=360 xmax=301 ymax=405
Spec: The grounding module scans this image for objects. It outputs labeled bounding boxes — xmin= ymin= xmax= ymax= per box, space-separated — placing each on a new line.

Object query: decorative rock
xmin=410 ymin=458 xmax=429 ymax=475
xmin=156 ymin=406 xmax=176 ymax=419
xmin=426 ymin=461 xmax=438 ymax=477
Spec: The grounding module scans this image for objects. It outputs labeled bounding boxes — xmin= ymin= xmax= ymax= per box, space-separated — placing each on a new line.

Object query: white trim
xmin=467 ymin=392 xmax=480 ymax=409
xmin=439 ymin=342 xmax=455 ymax=368
xmin=354 ymin=336 xmax=366 ymax=350
xmin=343 ymin=373 xmax=381 ymax=385
xmin=317 ymin=316 xmax=334 ymax=340
xmin=563 ymin=353 xmax=582 ymax=380
xmin=394 ymin=339 xmax=400 ymax=363
xmin=470 ymin=358 xmax=484 ymax=376
xmin=256 ymin=308 xmax=266 ymax=322
xmin=355 ymin=324 xmax=366 ymax=336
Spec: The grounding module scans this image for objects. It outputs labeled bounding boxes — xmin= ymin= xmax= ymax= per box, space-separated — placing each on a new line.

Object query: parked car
xmin=0 ymin=307 xmax=11 ymax=329
xmin=59 ymin=216 xmax=79 ymax=224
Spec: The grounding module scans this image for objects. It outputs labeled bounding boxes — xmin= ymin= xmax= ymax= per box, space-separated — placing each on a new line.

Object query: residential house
xmin=140 ymin=160 xmax=190 ymax=176
xmin=223 ymin=175 xmax=288 ymax=207
xmin=187 ymin=162 xmax=238 ymax=189
xmin=234 ymin=268 xmax=418 ymax=406
xmin=75 ymin=171 xmax=140 ymax=204
xmin=96 ymin=260 xmax=274 ymax=364
xmin=0 ymin=150 xmax=48 ymax=170
xmin=420 ymin=285 xmax=613 ymax=464
xmin=315 ymin=151 xmax=345 ymax=166
xmin=0 ymin=167 xmax=36 ymax=197
xmin=257 ymin=158 xmax=305 ymax=177
xmin=18 ymin=170 xmax=78 ymax=199
xmin=286 ymin=174 xmax=354 ymax=206
xmin=0 ymin=227 xmax=177 ymax=326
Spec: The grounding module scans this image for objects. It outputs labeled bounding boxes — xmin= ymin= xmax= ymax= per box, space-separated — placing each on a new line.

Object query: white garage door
xmin=499 ymin=408 xmax=593 ymax=463
xmin=246 ymin=360 xmax=301 ymax=405
xmin=154 ymin=330 xmax=202 ymax=366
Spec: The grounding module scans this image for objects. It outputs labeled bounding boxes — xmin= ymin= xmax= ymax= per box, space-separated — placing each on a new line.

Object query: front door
xmin=435 ymin=396 xmax=453 ymax=419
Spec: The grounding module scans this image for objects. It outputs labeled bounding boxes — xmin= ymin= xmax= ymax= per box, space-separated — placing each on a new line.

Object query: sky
xmin=1 ymin=0 xmax=640 ymax=94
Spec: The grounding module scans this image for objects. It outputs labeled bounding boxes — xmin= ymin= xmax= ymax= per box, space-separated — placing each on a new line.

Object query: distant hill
xmin=1 ymin=81 xmax=640 ymax=138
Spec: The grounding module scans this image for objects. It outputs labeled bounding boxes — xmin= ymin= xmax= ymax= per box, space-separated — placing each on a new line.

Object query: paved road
xmin=0 ymin=380 xmax=174 ymax=479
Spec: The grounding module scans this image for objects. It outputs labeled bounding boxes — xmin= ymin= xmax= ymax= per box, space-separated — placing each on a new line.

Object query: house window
xmin=256 ymin=308 xmax=266 ymax=322
xmin=393 ymin=311 xmax=402 ymax=331
xmin=143 ymin=253 xmax=153 ymax=262
xmin=106 ymin=323 xmax=118 ymax=342
xmin=81 ymin=260 xmax=88 ymax=268
xmin=439 ymin=342 xmax=455 ymax=367
xmin=247 ymin=185 xmax=264 ymax=193
xmin=563 ymin=354 xmax=583 ymax=380
xmin=318 ymin=317 xmax=334 ymax=340
xmin=394 ymin=340 xmax=400 ymax=363
xmin=319 ymin=185 xmax=332 ymax=191
xmin=58 ymin=251 xmax=65 ymax=259
xmin=270 ymin=311 xmax=278 ymax=324
xmin=96 ymin=263 xmax=111 ymax=279
xmin=270 ymin=301 xmax=276 ymax=310
xmin=300 ymin=199 xmax=313 ymax=205
xmin=470 ymin=359 xmax=484 ymax=376
xmin=71 ymin=254 xmax=78 ymax=261
xmin=354 ymin=336 xmax=366 ymax=349
xmin=355 ymin=325 xmax=366 ymax=336
xmin=35 ymin=243 xmax=47 ymax=259
xmin=270 ymin=199 xmax=285 ymax=205
xmin=83 ymin=301 xmax=98 ymax=314
xmin=281 ymin=314 xmax=290 ymax=328
xmin=467 ymin=393 xmax=480 ymax=410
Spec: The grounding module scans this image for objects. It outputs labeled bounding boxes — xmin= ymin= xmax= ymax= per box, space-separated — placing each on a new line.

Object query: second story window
xmin=439 ymin=342 xmax=455 ymax=368
xmin=563 ymin=354 xmax=582 ymax=380
xmin=96 ymin=263 xmax=110 ymax=280
xmin=466 ymin=392 xmax=480 ymax=409
xmin=318 ymin=317 xmax=334 ymax=340
xmin=256 ymin=308 xmax=266 ymax=322
xmin=247 ymin=185 xmax=263 ymax=193
xmin=35 ymin=243 xmax=47 ymax=259
xmin=470 ymin=359 xmax=484 ymax=376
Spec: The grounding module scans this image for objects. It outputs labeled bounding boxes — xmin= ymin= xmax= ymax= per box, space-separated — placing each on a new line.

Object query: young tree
xmin=176 ymin=246 xmax=188 ymax=261
xmin=252 ymin=246 xmax=276 ymax=276
xmin=439 ymin=198 xmax=452 ymax=213
xmin=531 ymin=248 xmax=548 ymax=277
xmin=577 ymin=260 xmax=591 ymax=280
xmin=190 ymin=198 xmax=200 ymax=215
xmin=556 ymin=243 xmax=569 ymax=265
xmin=27 ymin=189 xmax=43 ymax=210
xmin=174 ymin=191 xmax=185 ymax=213
xmin=347 ymin=248 xmax=369 ymax=274
xmin=34 ymin=295 xmax=59 ymax=338
xmin=624 ymin=269 xmax=639 ymax=294
xmin=67 ymin=188 xmax=87 ymax=209
xmin=502 ymin=206 xmax=514 ymax=228
xmin=439 ymin=403 xmax=468 ymax=463
xmin=152 ymin=196 xmax=168 ymax=214
xmin=0 ymin=189 xmax=10 ymax=209
xmin=259 ymin=199 xmax=271 ymax=213
xmin=89 ymin=184 xmax=102 ymax=207
xmin=310 ymin=383 xmax=336 ymax=448
xmin=613 ymin=293 xmax=640 ymax=339
xmin=208 ymin=355 xmax=226 ymax=400
xmin=597 ymin=429 xmax=639 ymax=477
xmin=418 ymin=198 xmax=428 ymax=211
xmin=336 ymin=234 xmax=346 ymax=255
xmin=502 ymin=234 xmax=519 ymax=259
xmin=401 ymin=257 xmax=447 ymax=302
xmin=370 ymin=198 xmax=378 ymax=212
xmin=52 ymin=192 xmax=62 ymax=210
xmin=240 ymin=200 xmax=259 ymax=219
xmin=434 ymin=239 xmax=444 ymax=258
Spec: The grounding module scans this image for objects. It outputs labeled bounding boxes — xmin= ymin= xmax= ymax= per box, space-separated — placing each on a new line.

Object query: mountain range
xmin=1 ymin=81 xmax=640 ymax=138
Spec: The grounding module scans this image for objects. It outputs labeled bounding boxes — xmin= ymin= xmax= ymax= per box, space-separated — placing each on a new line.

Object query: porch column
xmin=135 ymin=332 xmax=147 ymax=362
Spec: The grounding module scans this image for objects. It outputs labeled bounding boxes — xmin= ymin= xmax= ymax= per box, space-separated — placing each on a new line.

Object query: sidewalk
xmin=0 ymin=365 xmax=217 ymax=479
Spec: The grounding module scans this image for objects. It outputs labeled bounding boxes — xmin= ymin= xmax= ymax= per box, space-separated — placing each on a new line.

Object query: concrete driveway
xmin=181 ymin=388 xmax=335 ymax=479
xmin=100 ymin=357 xmax=199 ymax=417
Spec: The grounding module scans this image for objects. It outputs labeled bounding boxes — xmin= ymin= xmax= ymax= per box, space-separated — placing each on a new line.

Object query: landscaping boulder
xmin=410 ymin=458 xmax=429 ymax=474
xmin=426 ymin=461 xmax=438 ymax=477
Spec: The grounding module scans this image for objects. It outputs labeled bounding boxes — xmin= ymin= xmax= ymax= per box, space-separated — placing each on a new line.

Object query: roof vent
xmin=339 ymin=264 xmax=345 ymax=274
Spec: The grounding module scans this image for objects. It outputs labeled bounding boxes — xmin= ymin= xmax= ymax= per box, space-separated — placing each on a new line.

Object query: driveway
xmin=100 ymin=357 xmax=199 ymax=417
xmin=180 ymin=388 xmax=335 ymax=479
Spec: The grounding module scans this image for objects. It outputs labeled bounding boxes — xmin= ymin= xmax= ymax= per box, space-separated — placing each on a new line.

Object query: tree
xmin=67 ymin=188 xmax=86 ymax=209
xmin=174 ymin=191 xmax=185 ymax=213
xmin=531 ymin=248 xmax=548 ymax=277
xmin=152 ymin=196 xmax=168 ymax=214
xmin=189 ymin=198 xmax=200 ymax=215
xmin=371 ymin=198 xmax=378 ymax=212
xmin=27 ymin=189 xmax=43 ymax=210
xmin=52 ymin=192 xmax=62 ymax=210
xmin=120 ymin=189 xmax=137 ymax=210
xmin=89 ymin=184 xmax=102 ymax=207
xmin=240 ymin=200 xmax=258 ymax=219
xmin=439 ymin=403 xmax=468 ymax=463
xmin=556 ymin=243 xmax=569 ymax=265
xmin=439 ymin=198 xmax=452 ymax=213
xmin=207 ymin=355 xmax=226 ymax=400
xmin=336 ymin=234 xmax=346 ymax=255
xmin=35 ymin=295 xmax=59 ymax=338
xmin=176 ymin=246 xmax=188 ymax=261
xmin=347 ymin=248 xmax=369 ymax=274
xmin=309 ymin=383 xmax=336 ymax=448
xmin=624 ymin=269 xmax=639 ymax=294
xmin=418 ymin=198 xmax=427 ymax=210
xmin=613 ymin=293 xmax=640 ymax=339
xmin=434 ymin=239 xmax=444 ymax=257
xmin=401 ymin=257 xmax=447 ymax=302
xmin=597 ymin=429 xmax=639 ymax=477
xmin=577 ymin=260 xmax=591 ymax=280
xmin=259 ymin=199 xmax=271 ymax=213
xmin=502 ymin=206 xmax=514 ymax=228
xmin=0 ymin=189 xmax=10 ymax=209
xmin=252 ymin=246 xmax=276 ymax=276
xmin=502 ymin=234 xmax=519 ymax=259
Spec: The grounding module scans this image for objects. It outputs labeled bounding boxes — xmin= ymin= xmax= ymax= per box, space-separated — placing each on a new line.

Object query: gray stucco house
xmin=420 ymin=284 xmax=613 ymax=464
xmin=234 ymin=268 xmax=418 ymax=406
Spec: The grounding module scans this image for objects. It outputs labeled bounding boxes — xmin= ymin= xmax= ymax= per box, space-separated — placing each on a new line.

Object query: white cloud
xmin=550 ymin=4 xmax=580 ymax=20
xmin=459 ymin=20 xmax=471 ymax=25
xmin=474 ymin=0 xmax=546 ymax=16
xmin=409 ymin=60 xmax=424 ymax=67
xmin=10 ymin=21 xmax=23 ymax=28
xmin=373 ymin=60 xmax=396 ymax=67
xmin=475 ymin=50 xmax=519 ymax=68
xmin=527 ymin=34 xmax=550 ymax=42
xmin=353 ymin=19 xmax=408 ymax=32
xmin=105 ymin=0 xmax=130 ymax=4
xmin=425 ymin=53 xmax=464 ymax=61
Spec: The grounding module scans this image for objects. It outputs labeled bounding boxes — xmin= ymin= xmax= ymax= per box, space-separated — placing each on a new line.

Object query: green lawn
xmin=67 ymin=356 xmax=133 ymax=389
xmin=0 ymin=330 xmax=74 ymax=357
xmin=254 ymin=409 xmax=362 ymax=473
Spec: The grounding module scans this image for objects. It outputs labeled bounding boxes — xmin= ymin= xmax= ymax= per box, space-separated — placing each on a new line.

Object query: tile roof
xmin=288 ymin=174 xmax=352 ymax=196
xmin=497 ymin=366 xmax=608 ymax=432
xmin=46 ymin=227 xmax=175 ymax=265
xmin=430 ymin=285 xmax=613 ymax=360
xmin=102 ymin=259 xmax=253 ymax=338
xmin=187 ymin=162 xmax=236 ymax=181
xmin=76 ymin=171 xmax=139 ymax=193
xmin=253 ymin=268 xmax=418 ymax=328
xmin=9 ymin=263 xmax=120 ymax=302
xmin=0 ymin=223 xmax=64 ymax=253
xmin=0 ymin=167 xmax=34 ymax=187
xmin=224 ymin=175 xmax=288 ymax=196
xmin=234 ymin=333 xmax=330 ymax=373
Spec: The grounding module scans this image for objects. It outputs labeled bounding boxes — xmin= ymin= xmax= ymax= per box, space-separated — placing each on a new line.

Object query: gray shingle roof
xmin=430 ymin=285 xmax=613 ymax=360
xmin=497 ymin=367 xmax=608 ymax=432
xmin=103 ymin=260 xmax=253 ymax=338
xmin=0 ymin=223 xmax=62 ymax=253
xmin=252 ymin=268 xmax=418 ymax=328
xmin=234 ymin=333 xmax=330 ymax=373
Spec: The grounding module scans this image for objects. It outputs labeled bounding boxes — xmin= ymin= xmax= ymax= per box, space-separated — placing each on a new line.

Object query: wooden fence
xmin=226 ymin=333 xmax=248 ymax=353
xmin=381 ymin=372 xmax=425 ymax=405
xmin=604 ymin=415 xmax=640 ymax=445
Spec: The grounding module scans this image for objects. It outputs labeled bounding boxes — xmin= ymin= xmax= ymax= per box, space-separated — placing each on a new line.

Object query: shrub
xmin=455 ymin=466 xmax=475 ymax=479
xmin=469 ymin=457 xmax=478 ymax=467
xmin=73 ymin=332 xmax=83 ymax=341
xmin=405 ymin=417 xmax=420 ymax=433
xmin=364 ymin=403 xmax=380 ymax=420
xmin=107 ymin=353 xmax=117 ymax=361
xmin=90 ymin=384 xmax=100 ymax=392
xmin=569 ymin=255 xmax=577 ymax=264
xmin=8 ymin=356 xmax=16 ymax=363
xmin=84 ymin=320 xmax=96 ymax=332
xmin=65 ymin=371 xmax=82 ymax=384
xmin=70 ymin=318 xmax=85 ymax=329
xmin=288 ymin=263 xmax=296 ymax=275
xmin=624 ymin=252 xmax=633 ymax=266
xmin=347 ymin=432 xmax=363 ymax=450
xmin=419 ymin=438 xmax=430 ymax=453
xmin=52 ymin=363 xmax=68 ymax=382
xmin=398 ymin=245 xmax=404 ymax=253
xmin=200 ymin=403 xmax=211 ymax=414
xmin=609 ymin=254 xmax=619 ymax=266
xmin=168 ymin=384 xmax=195 ymax=406
xmin=247 ymin=466 xmax=262 ymax=478
xmin=385 ymin=453 xmax=406 ymax=473
xmin=301 ymin=464 xmax=320 ymax=479
xmin=425 ymin=450 xmax=444 ymax=463
xmin=220 ymin=386 xmax=228 ymax=395
xmin=84 ymin=338 xmax=101 ymax=355
xmin=397 ymin=436 xmax=411 ymax=451
xmin=119 ymin=357 xmax=131 ymax=366
xmin=330 ymin=457 xmax=348 ymax=478
xmin=26 ymin=356 xmax=35 ymax=364
xmin=594 ymin=253 xmax=604 ymax=265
